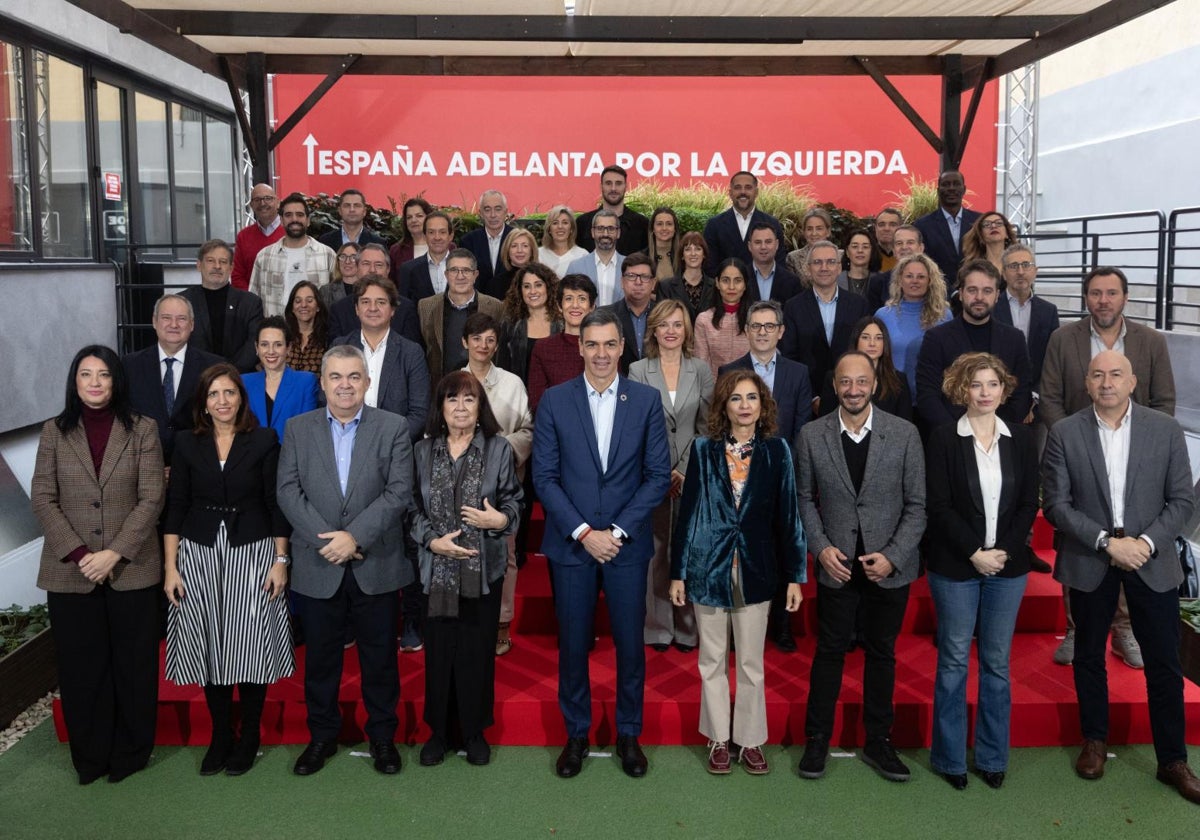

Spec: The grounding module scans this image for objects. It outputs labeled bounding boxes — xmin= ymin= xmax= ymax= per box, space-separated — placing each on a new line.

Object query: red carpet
xmin=53 ymin=512 xmax=1200 ymax=747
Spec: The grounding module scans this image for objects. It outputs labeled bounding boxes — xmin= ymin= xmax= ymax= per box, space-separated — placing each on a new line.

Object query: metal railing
xmin=114 ymin=243 xmax=207 ymax=355
xmin=1165 ymin=207 xmax=1200 ymax=332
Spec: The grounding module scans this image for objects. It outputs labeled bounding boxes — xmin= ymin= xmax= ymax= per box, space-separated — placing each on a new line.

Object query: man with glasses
xmin=567 ymin=209 xmax=627 ymax=307
xmin=602 ymin=253 xmax=658 ymax=376
xmin=417 ymin=248 xmax=505 ymax=381
xmin=720 ymin=300 xmax=812 ymax=653
xmin=231 ymin=184 xmax=284 ymax=290
xmin=782 ymin=241 xmax=869 ymax=399
xmin=575 ymin=164 xmax=649 ymax=256
xmin=327 ymin=246 xmax=422 ymax=346
xmin=991 ymin=244 xmax=1061 ymax=425
xmin=745 ymin=222 xmax=802 ymax=305
xmin=317 ymin=188 xmax=385 ymax=251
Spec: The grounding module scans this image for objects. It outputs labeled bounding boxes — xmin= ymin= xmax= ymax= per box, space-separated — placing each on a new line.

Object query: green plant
xmin=1182 ymin=599 xmax=1200 ymax=633
xmin=0 ymin=603 xmax=50 ymax=657
xmin=888 ymin=175 xmax=939 ymax=222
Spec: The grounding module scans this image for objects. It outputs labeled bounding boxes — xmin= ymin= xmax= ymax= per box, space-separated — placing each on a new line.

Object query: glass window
xmin=0 ymin=41 xmax=32 ymax=254
xmin=95 ymin=81 xmax=128 ymax=261
xmin=204 ymin=115 xmax=235 ymax=244
xmin=135 ymin=92 xmax=171 ymax=257
xmin=171 ymin=102 xmax=206 ymax=257
xmin=38 ymin=54 xmax=92 ymax=259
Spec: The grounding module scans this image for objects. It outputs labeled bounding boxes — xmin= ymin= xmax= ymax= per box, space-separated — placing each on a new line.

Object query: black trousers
xmin=297 ymin=566 xmax=399 ymax=742
xmin=805 ymin=565 xmax=910 ymax=742
xmin=422 ymin=576 xmax=504 ymax=740
xmin=47 ymin=584 xmax=160 ymax=780
xmin=1071 ymin=565 xmax=1186 ymax=767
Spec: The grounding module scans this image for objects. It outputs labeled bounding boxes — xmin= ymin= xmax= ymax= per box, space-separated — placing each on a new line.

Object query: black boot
xmin=226 ymin=683 xmax=266 ymax=776
xmin=201 ymin=684 xmax=235 ymax=775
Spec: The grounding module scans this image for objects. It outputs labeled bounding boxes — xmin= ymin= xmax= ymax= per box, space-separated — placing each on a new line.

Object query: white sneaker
xmin=1111 ymin=630 xmax=1144 ymax=669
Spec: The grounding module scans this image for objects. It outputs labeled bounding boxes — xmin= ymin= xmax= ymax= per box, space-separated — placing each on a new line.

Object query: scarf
xmin=427 ymin=434 xmax=486 ymax=618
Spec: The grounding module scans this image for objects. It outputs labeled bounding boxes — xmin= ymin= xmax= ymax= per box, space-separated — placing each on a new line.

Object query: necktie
xmin=163 ymin=357 xmax=176 ymax=417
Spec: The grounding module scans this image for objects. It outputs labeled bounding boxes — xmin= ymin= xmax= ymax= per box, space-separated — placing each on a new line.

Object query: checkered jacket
xmin=248 ymin=237 xmax=336 ymax=316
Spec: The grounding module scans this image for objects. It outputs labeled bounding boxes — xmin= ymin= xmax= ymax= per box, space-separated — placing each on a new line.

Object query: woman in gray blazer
xmin=411 ymin=371 xmax=522 ymax=768
xmin=630 ymin=299 xmax=714 ymax=653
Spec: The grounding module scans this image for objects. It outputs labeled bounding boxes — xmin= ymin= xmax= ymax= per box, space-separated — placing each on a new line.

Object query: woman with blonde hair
xmin=538 ymin=205 xmax=587 ymax=278
xmin=875 ymin=252 xmax=951 ymax=401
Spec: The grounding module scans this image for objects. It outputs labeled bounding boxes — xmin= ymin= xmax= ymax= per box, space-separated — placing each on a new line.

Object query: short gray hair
xmin=447 ymin=247 xmax=477 ymax=270
xmin=154 ymin=293 xmax=194 ymax=320
xmin=807 ymin=239 xmax=839 ymax=260
xmin=321 ymin=344 xmax=367 ymax=378
xmin=747 ymin=300 xmax=783 ymax=323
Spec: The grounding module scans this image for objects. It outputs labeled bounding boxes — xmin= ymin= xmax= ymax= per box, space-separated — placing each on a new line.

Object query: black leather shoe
xmin=773 ymin=629 xmax=798 ymax=653
xmin=674 ymin=642 xmax=696 ymax=653
xmin=798 ymin=735 xmax=829 ymax=779
xmin=556 ymin=737 xmax=588 ymax=778
xmin=942 ymin=772 xmax=968 ymax=790
xmin=420 ymin=735 xmax=446 ymax=766
xmin=615 ymin=735 xmax=648 ymax=778
xmin=200 ymin=732 xmax=234 ymax=776
xmin=978 ymin=770 xmax=1005 ymax=789
xmin=465 ymin=734 xmax=491 ymax=766
xmin=224 ymin=735 xmax=260 ymax=776
xmin=648 ymin=643 xmax=669 ymax=653
xmin=293 ymin=740 xmax=337 ymax=776
xmin=370 ymin=740 xmax=401 ymax=775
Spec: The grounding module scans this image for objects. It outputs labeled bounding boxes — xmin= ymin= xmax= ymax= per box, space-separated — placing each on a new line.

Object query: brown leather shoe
xmin=706 ymin=741 xmax=731 ymax=775
xmin=1075 ymin=739 xmax=1107 ymax=780
xmin=739 ymin=745 xmax=770 ymax=775
xmin=1157 ymin=760 xmax=1200 ymax=804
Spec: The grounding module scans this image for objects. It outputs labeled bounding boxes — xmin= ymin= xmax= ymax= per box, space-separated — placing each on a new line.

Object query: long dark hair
xmin=56 ymin=345 xmax=136 ymax=432
xmin=284 ymin=280 xmax=329 ymax=347
xmin=192 ymin=362 xmax=258 ymax=434
xmin=711 ymin=258 xmax=752 ymax=334
xmin=849 ymin=315 xmax=903 ymax=402
xmin=424 ymin=371 xmax=502 ymax=439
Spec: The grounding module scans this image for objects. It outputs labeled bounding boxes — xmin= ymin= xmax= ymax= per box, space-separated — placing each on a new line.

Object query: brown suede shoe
xmin=1157 ymin=760 xmax=1200 ymax=804
xmin=1075 ymin=739 xmax=1107 ymax=780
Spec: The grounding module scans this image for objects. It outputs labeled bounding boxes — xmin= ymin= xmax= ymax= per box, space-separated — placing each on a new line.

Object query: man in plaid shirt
xmin=249 ymin=192 xmax=337 ymax=316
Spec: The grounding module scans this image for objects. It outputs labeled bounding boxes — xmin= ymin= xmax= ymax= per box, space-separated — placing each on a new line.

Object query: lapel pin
xmin=620 ymin=394 xmax=627 ymax=402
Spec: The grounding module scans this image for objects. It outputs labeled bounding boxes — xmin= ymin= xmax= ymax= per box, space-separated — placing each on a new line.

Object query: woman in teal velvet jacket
xmin=669 ymin=370 xmax=807 ymax=775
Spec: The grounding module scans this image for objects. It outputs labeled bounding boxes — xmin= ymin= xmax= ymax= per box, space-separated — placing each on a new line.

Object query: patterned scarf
xmin=427 ymin=434 xmax=485 ymax=618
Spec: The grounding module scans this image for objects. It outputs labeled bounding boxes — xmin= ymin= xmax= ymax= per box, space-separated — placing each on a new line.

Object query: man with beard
xmin=915 ymin=259 xmax=1032 ymax=428
xmin=576 ymin=165 xmax=648 ymax=256
xmin=913 ymin=170 xmax=981 ymax=290
xmin=795 ymin=351 xmax=926 ymax=783
xmin=231 ymin=183 xmax=283 ymax=290
xmin=567 ymin=210 xmax=627 ymax=307
xmin=249 ymin=193 xmax=336 ymax=316
xmin=179 ymin=239 xmax=263 ymax=372
xmin=1040 ymin=267 xmax=1176 ymax=668
xmin=703 ymin=171 xmax=785 ymax=276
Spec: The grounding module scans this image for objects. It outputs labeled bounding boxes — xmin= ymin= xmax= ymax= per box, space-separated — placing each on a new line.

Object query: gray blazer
xmin=795 ymin=407 xmax=926 ymax=589
xmin=1043 ymin=402 xmax=1195 ymax=593
xmin=411 ymin=432 xmax=523 ymax=592
xmin=276 ymin=405 xmax=414 ymax=598
xmin=628 ymin=355 xmax=714 ymax=478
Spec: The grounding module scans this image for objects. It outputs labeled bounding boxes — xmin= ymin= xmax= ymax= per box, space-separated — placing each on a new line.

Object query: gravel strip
xmin=0 ymin=693 xmax=56 ymax=756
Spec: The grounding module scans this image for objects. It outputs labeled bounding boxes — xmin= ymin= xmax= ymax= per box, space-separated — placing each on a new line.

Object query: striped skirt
xmin=166 ymin=524 xmax=294 ymax=686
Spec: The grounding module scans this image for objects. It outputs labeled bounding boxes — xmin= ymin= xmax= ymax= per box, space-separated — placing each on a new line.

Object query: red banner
xmin=273 ymin=75 xmax=998 ymax=217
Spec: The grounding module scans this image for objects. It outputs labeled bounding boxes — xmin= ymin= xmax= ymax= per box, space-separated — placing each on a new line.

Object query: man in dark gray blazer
xmin=795 ymin=351 xmax=926 ymax=783
xmin=179 ymin=239 xmax=263 ymax=372
xmin=277 ymin=344 xmax=414 ymax=778
xmin=1042 ymin=350 xmax=1199 ymax=802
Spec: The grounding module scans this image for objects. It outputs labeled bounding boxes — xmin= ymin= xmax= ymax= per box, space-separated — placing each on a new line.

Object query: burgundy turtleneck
xmin=64 ymin=405 xmax=115 ymax=564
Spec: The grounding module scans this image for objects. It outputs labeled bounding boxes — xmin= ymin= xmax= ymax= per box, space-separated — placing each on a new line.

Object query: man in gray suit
xmin=277 ymin=344 xmax=414 ymax=777
xmin=1042 ymin=350 xmax=1199 ymax=802
xmin=566 ymin=209 xmax=626 ymax=307
xmin=795 ymin=351 xmax=926 ymax=783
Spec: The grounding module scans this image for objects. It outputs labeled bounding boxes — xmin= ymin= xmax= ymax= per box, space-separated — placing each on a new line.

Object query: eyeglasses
xmin=981 ymin=220 xmax=1007 ymax=230
xmin=747 ymin=323 xmax=781 ymax=333
xmin=446 ymin=267 xmax=477 ymax=276
xmin=808 ymin=258 xmax=840 ymax=268
xmin=1004 ymin=261 xmax=1036 ymax=271
xmin=249 ymin=195 xmax=277 ymax=204
xmin=337 ymin=254 xmax=360 ymax=263
xmin=593 ymin=225 xmax=619 ymax=234
xmin=622 ymin=272 xmax=654 ymax=283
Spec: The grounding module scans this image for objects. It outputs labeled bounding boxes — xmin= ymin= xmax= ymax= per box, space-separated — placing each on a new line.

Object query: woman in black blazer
xmin=924 ymin=352 xmax=1039 ymax=791
xmin=163 ymin=362 xmax=293 ymax=777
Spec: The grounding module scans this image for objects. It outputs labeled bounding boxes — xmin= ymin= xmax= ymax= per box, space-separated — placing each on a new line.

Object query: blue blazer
xmin=532 ymin=375 xmax=672 ymax=567
xmin=914 ymin=208 xmax=982 ymax=289
xmin=670 ymin=436 xmax=807 ymax=607
xmin=719 ymin=353 xmax=812 ymax=449
xmin=460 ymin=225 xmax=513 ymax=296
xmin=780 ymin=288 xmax=870 ymax=392
xmin=243 ymin=367 xmax=320 ymax=444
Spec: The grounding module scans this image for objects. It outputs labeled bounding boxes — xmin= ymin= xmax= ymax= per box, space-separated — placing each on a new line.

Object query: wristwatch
xmin=275 ymin=554 xmax=291 ymax=566
xmin=1097 ymin=532 xmax=1111 ymax=554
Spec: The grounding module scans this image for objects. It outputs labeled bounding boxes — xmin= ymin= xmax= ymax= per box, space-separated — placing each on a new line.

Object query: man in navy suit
xmin=991 ymin=243 xmax=1061 ymax=417
xmin=915 ymin=259 xmax=1032 ymax=429
xmin=744 ymin=222 xmax=802 ymax=305
xmin=913 ymin=170 xmax=981 ymax=291
xmin=316 ymin=189 xmax=385 ymax=251
xmin=397 ymin=212 xmax=454 ymax=302
xmin=720 ymin=300 xmax=811 ymax=652
xmin=782 ymin=240 xmax=870 ymax=397
xmin=122 ymin=294 xmax=223 ymax=466
xmin=702 ymin=171 xmax=785 ymax=276
xmin=865 ymin=225 xmax=925 ymax=311
xmin=458 ymin=190 xmax=513 ymax=298
xmin=533 ymin=308 xmax=671 ymax=779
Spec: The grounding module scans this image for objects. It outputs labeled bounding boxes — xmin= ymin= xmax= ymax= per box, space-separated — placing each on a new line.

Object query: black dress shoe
xmin=615 ymin=735 xmax=648 ymax=778
xmin=200 ymin=732 xmax=234 ymax=776
xmin=674 ymin=642 xmax=696 ymax=653
xmin=648 ymin=643 xmax=670 ymax=653
xmin=420 ymin=735 xmax=446 ymax=766
xmin=293 ymin=740 xmax=337 ymax=776
xmin=773 ymin=629 xmax=798 ymax=653
xmin=465 ymin=734 xmax=491 ymax=766
xmin=556 ymin=737 xmax=589 ymax=778
xmin=370 ymin=740 xmax=402 ymax=774
xmin=224 ymin=735 xmax=260 ymax=777
xmin=942 ymin=772 xmax=969 ymax=790
xmin=978 ymin=770 xmax=1005 ymax=789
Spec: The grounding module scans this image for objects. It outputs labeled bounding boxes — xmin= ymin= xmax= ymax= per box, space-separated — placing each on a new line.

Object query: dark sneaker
xmin=861 ymin=738 xmax=910 ymax=782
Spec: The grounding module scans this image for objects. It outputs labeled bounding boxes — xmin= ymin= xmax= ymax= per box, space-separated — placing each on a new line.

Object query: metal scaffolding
xmin=999 ymin=62 xmax=1039 ymax=235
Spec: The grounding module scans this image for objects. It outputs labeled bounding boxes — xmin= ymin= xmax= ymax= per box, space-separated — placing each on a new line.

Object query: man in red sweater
xmin=231 ymin=184 xmax=284 ymax=290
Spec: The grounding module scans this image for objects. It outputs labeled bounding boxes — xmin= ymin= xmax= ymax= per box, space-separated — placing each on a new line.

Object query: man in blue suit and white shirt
xmin=991 ymin=243 xmax=1060 ymax=421
xmin=567 ymin=209 xmax=626 ymax=307
xmin=913 ymin=170 xmax=981 ymax=292
xmin=720 ymin=300 xmax=811 ymax=652
xmin=458 ymin=190 xmax=513 ymax=299
xmin=277 ymin=344 xmax=414 ymax=778
xmin=533 ymin=308 xmax=671 ymax=779
xmin=702 ymin=171 xmax=785 ymax=276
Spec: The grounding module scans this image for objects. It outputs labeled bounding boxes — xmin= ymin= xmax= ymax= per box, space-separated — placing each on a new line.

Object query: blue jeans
xmin=928 ymin=572 xmax=1027 ymax=775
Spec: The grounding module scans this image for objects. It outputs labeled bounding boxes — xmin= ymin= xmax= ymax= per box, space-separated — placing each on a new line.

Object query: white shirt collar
xmin=158 ymin=344 xmax=187 ymax=364
xmin=838 ymin=404 xmax=874 ymax=436
xmin=956 ymin=414 xmax=1012 ymax=439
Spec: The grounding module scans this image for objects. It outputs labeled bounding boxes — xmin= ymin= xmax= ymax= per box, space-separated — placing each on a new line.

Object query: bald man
xmin=231 ymin=183 xmax=284 ymax=290
xmin=1042 ymin=350 xmax=1198 ymax=802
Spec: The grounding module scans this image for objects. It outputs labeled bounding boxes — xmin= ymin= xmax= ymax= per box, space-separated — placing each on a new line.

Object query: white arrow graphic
xmin=303 ymin=134 xmax=319 ymax=174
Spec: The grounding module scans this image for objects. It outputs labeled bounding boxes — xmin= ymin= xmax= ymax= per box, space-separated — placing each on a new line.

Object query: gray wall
xmin=0 ymin=266 xmax=119 ymax=434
